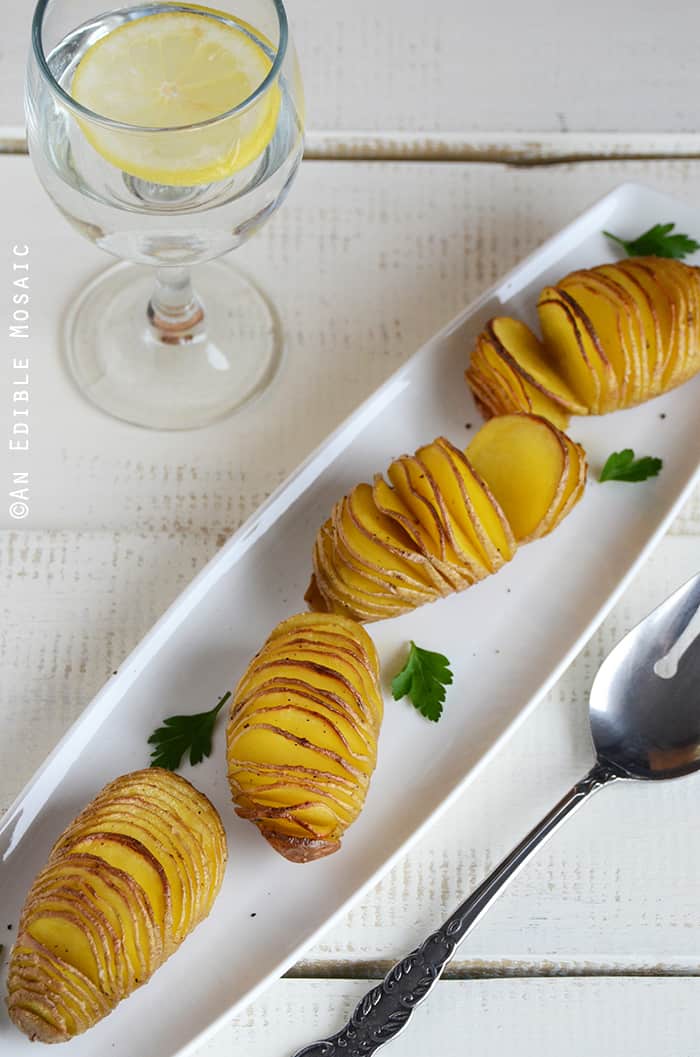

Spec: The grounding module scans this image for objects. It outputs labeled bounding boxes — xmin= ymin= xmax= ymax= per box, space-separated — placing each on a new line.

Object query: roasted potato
xmin=7 ymin=769 xmax=226 ymax=1043
xmin=227 ymin=613 xmax=383 ymax=863
xmin=306 ymin=416 xmax=586 ymax=622
xmin=466 ymin=257 xmax=700 ymax=421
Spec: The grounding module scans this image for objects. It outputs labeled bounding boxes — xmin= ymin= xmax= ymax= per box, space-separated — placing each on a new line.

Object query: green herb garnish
xmin=148 ymin=691 xmax=231 ymax=770
xmin=603 ymin=222 xmax=700 ymax=260
xmin=600 ymin=449 xmax=663 ymax=483
xmin=391 ymin=641 xmax=453 ymax=722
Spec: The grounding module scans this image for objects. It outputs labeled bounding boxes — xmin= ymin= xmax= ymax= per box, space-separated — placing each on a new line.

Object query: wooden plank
xmin=5 ymin=1 xmax=700 ymax=140
xmin=6 ymin=130 xmax=700 ymax=161
xmin=304 ymin=132 xmax=700 ymax=164
xmin=188 ymin=977 xmax=700 ymax=1056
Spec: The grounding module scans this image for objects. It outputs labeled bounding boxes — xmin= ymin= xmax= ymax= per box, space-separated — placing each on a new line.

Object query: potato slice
xmin=52 ymin=802 xmax=195 ymax=947
xmin=228 ymin=613 xmax=383 ymax=862
xmin=466 ymin=414 xmax=575 ymax=542
xmin=547 ymin=433 xmax=588 ymax=531
xmin=332 ymin=504 xmax=435 ymax=605
xmin=414 ymin=442 xmax=492 ymax=578
xmin=478 ymin=330 xmax=573 ymax=430
xmin=586 ymin=267 xmax=649 ymax=403
xmin=22 ymin=896 xmax=119 ymax=995
xmin=313 ymin=520 xmax=412 ymax=622
xmin=8 ymin=770 xmax=226 ymax=1043
xmin=467 ymin=337 xmax=531 ymax=420
xmin=550 ymin=287 xmax=619 ymax=412
xmin=235 ymin=654 xmax=375 ymax=730
xmin=387 ymin=458 xmax=451 ymax=562
xmin=393 ymin=453 xmax=479 ymax=585
xmin=617 ymin=259 xmax=676 ymax=391
xmin=102 ymin=771 xmax=227 ymax=905
xmin=268 ymin=612 xmax=380 ymax=675
xmin=354 ymin=481 xmax=449 ymax=594
xmin=28 ymin=855 xmax=158 ymax=992
xmin=488 ymin=317 xmax=586 ymax=415
xmin=384 ymin=458 xmax=470 ymax=592
xmin=233 ymin=686 xmax=376 ymax=763
xmin=662 ymin=258 xmax=700 ymax=384
xmin=434 ymin=437 xmax=516 ymax=566
xmin=254 ymin=643 xmax=383 ymax=723
xmin=599 ymin=260 xmax=665 ymax=394
xmin=556 ymin=276 xmax=635 ymax=407
xmin=8 ymin=938 xmax=112 ymax=1043
xmin=648 ymin=257 xmax=692 ymax=389
xmin=475 ymin=334 xmax=532 ymax=406
xmin=537 ymin=291 xmax=602 ymax=412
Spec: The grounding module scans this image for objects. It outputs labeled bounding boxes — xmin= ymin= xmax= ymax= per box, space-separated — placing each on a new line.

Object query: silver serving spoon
xmin=293 ymin=572 xmax=700 ymax=1057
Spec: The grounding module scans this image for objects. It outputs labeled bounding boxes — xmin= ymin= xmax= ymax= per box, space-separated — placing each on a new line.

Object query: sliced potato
xmin=466 ymin=337 xmax=529 ymax=420
xmin=537 ymin=291 xmax=603 ymax=411
xmin=432 ymin=437 xmax=516 ymax=569
xmin=621 ymin=258 xmax=677 ymax=389
xmin=589 ymin=265 xmax=651 ymax=402
xmin=387 ymin=454 xmax=472 ymax=590
xmin=556 ymin=277 xmax=634 ymax=407
xmin=648 ymin=257 xmax=690 ymax=389
xmin=7 ymin=770 xmax=226 ymax=1044
xmin=466 ymin=414 xmax=586 ymax=542
xmin=488 ymin=317 xmax=586 ymax=418
xmin=414 ymin=441 xmax=493 ymax=577
xmin=227 ymin=613 xmax=382 ymax=862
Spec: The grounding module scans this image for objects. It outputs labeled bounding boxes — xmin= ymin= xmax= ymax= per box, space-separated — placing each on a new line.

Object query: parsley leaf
xmin=599 ymin=449 xmax=663 ymax=483
xmin=148 ymin=691 xmax=231 ymax=771
xmin=603 ymin=222 xmax=700 ymax=260
xmin=391 ymin=641 xmax=453 ymax=722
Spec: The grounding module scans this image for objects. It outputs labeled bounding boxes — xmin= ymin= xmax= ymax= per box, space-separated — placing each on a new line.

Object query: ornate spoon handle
xmin=292 ymin=762 xmax=618 ymax=1057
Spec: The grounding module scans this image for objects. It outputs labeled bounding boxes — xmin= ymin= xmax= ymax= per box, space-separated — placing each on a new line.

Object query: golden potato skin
xmin=467 ymin=257 xmax=700 ymax=422
xmin=305 ymin=419 xmax=586 ymax=623
xmin=7 ymin=769 xmax=226 ymax=1044
xmin=227 ymin=613 xmax=383 ymax=863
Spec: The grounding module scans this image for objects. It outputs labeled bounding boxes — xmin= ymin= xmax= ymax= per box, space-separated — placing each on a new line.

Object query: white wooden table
xmin=2 ymin=1 xmax=700 ymax=1053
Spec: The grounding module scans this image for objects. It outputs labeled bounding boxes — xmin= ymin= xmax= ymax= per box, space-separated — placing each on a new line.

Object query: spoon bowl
xmin=590 ymin=572 xmax=700 ymax=780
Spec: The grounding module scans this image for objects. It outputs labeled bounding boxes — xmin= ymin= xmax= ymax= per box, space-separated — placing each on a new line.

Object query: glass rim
xmin=31 ymin=0 xmax=289 ymax=133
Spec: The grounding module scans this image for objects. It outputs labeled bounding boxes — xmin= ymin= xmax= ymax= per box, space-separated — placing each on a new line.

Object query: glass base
xmin=65 ymin=260 xmax=283 ymax=429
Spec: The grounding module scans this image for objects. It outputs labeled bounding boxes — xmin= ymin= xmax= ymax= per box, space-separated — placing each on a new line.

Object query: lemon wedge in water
xmin=71 ymin=10 xmax=280 ymax=185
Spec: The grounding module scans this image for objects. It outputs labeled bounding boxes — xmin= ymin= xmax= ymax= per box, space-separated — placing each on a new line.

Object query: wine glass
xmin=26 ymin=0 xmax=304 ymax=429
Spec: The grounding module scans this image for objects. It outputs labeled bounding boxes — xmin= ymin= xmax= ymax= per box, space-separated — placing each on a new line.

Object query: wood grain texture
xmin=4 ymin=0 xmax=700 ymax=137
xmin=189 ymin=977 xmax=700 ymax=1057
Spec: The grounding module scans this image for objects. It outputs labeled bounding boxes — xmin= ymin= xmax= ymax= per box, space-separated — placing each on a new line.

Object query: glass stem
xmin=148 ymin=267 xmax=205 ymax=344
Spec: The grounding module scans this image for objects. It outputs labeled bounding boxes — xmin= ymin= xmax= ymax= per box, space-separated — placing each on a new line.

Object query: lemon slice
xmin=72 ymin=10 xmax=280 ymax=186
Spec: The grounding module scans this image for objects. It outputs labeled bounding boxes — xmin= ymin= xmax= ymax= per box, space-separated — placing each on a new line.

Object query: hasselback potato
xmin=467 ymin=256 xmax=700 ymax=422
xmin=7 ymin=769 xmax=226 ymax=1043
xmin=305 ymin=414 xmax=586 ymax=623
xmin=227 ymin=612 xmax=383 ymax=863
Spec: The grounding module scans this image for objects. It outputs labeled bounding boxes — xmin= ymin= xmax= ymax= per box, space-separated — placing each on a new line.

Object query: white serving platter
xmin=2 ymin=181 xmax=699 ymax=1057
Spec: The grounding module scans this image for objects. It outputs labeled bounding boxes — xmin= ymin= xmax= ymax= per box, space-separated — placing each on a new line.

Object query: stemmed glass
xmin=26 ymin=0 xmax=304 ymax=429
